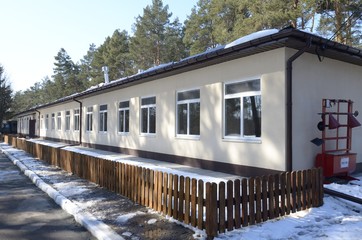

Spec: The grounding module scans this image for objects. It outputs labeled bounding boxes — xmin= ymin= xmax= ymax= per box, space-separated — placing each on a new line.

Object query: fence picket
xmin=197 ymin=180 xmax=204 ymax=230
xmin=280 ymin=173 xmax=286 ymax=216
xmin=234 ymin=179 xmax=241 ymax=229
xmin=191 ymin=178 xmax=197 ymax=227
xmin=219 ymin=181 xmax=226 ymax=233
xmin=241 ymin=178 xmax=248 ymax=227
xmin=185 ymin=177 xmax=190 ymax=224
xmin=173 ymin=174 xmax=179 ymax=219
xmin=268 ymin=175 xmax=274 ymax=219
xmin=178 ymin=176 xmax=185 ymax=222
xmin=255 ymin=177 xmax=262 ymax=223
xmin=262 ymin=176 xmax=268 ymax=222
xmin=227 ymin=180 xmax=234 ymax=231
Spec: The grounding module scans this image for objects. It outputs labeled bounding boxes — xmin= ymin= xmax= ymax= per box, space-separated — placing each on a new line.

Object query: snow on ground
xmin=2 ymin=141 xmax=362 ymax=240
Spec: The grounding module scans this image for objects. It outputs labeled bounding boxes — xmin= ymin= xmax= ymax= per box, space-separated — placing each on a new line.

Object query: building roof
xmin=19 ymin=27 xmax=362 ymax=114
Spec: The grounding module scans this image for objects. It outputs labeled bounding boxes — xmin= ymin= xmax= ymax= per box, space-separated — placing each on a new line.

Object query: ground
xmin=1 ymin=142 xmax=362 ymax=240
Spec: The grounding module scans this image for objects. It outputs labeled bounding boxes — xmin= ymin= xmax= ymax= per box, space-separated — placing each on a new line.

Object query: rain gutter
xmin=285 ymin=37 xmax=312 ymax=172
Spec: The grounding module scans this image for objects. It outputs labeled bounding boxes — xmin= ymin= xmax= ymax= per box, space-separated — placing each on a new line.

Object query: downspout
xmin=286 ymin=37 xmax=312 ymax=172
xmin=73 ymin=98 xmax=82 ymax=145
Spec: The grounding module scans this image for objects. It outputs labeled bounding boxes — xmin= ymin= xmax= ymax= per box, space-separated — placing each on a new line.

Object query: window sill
xmin=140 ymin=133 xmax=156 ymax=138
xmin=223 ymin=137 xmax=261 ymax=144
xmin=176 ymin=135 xmax=200 ymax=140
xmin=118 ymin=132 xmax=129 ymax=136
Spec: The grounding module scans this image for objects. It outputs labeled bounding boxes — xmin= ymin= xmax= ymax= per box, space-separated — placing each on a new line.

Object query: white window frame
xmin=86 ymin=107 xmax=93 ymax=132
xmin=176 ymin=89 xmax=200 ymax=139
xmin=40 ymin=115 xmax=44 ymax=130
xmin=140 ymin=96 xmax=156 ymax=135
xmin=118 ymin=100 xmax=130 ymax=134
xmin=223 ymin=79 xmax=261 ymax=142
xmin=65 ymin=110 xmax=70 ymax=131
xmin=74 ymin=109 xmax=80 ymax=131
xmin=99 ymin=104 xmax=108 ymax=133
xmin=57 ymin=112 xmax=61 ymax=131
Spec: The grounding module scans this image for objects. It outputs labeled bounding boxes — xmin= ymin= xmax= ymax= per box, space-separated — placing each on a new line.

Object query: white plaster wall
xmin=79 ymin=48 xmax=287 ymax=171
xmin=291 ymin=50 xmax=362 ymax=170
xmin=39 ymin=102 xmax=81 ymax=142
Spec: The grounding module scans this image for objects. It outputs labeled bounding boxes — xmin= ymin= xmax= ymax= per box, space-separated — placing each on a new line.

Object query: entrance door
xmin=29 ymin=119 xmax=36 ymax=138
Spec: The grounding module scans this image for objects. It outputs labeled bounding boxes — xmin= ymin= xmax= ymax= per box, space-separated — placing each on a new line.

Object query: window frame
xmin=118 ymin=100 xmax=130 ymax=135
xmin=86 ymin=107 xmax=93 ymax=132
xmin=140 ymin=96 xmax=156 ymax=135
xmin=99 ymin=104 xmax=108 ymax=133
xmin=57 ymin=112 xmax=62 ymax=131
xmin=74 ymin=109 xmax=80 ymax=131
xmin=223 ymin=79 xmax=261 ymax=142
xmin=176 ymin=88 xmax=200 ymax=139
xmin=65 ymin=110 xmax=71 ymax=131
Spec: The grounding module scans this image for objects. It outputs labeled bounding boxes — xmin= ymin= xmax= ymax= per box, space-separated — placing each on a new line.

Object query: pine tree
xmin=0 ymin=65 xmax=13 ymax=125
xmin=130 ymin=0 xmax=186 ymax=70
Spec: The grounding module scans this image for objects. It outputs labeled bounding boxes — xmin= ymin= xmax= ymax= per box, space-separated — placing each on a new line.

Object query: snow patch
xmin=224 ymin=29 xmax=279 ymax=49
xmin=116 ymin=211 xmax=146 ymax=224
xmin=147 ymin=218 xmax=157 ymax=224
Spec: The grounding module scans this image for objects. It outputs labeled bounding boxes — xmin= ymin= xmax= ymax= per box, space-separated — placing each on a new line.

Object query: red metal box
xmin=315 ymin=153 xmax=356 ymax=177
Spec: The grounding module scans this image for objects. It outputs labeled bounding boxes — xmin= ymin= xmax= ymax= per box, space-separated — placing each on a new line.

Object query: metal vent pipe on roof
xmin=102 ymin=66 xmax=109 ymax=84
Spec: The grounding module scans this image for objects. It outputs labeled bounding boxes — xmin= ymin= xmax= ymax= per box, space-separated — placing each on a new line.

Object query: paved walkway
xmin=0 ymin=152 xmax=96 ymax=240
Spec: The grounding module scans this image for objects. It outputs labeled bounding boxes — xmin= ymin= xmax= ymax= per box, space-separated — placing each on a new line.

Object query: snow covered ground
xmin=1 ymin=142 xmax=362 ymax=240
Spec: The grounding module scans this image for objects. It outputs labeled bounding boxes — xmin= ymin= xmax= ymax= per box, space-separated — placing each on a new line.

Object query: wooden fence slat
xmin=262 ymin=176 xmax=268 ymax=222
xmin=167 ymin=174 xmax=173 ymax=217
xmin=302 ymin=170 xmax=307 ymax=210
xmin=191 ymin=178 xmax=197 ymax=227
xmin=173 ymin=174 xmax=179 ymax=219
xmin=274 ymin=174 xmax=280 ymax=217
xmin=205 ymin=183 xmax=217 ymax=239
xmin=268 ymin=175 xmax=274 ymax=219
xmin=297 ymin=171 xmax=302 ymax=211
xmin=312 ymin=169 xmax=317 ymax=207
xmin=291 ymin=171 xmax=297 ymax=213
xmin=255 ymin=177 xmax=262 ymax=223
xmin=234 ymin=179 xmax=241 ymax=229
xmin=157 ymin=171 xmax=163 ymax=212
xmin=241 ymin=178 xmax=248 ymax=227
xmin=162 ymin=173 xmax=168 ymax=215
xmin=286 ymin=172 xmax=291 ymax=215
xmin=249 ymin=177 xmax=255 ymax=225
xmin=227 ymin=180 xmax=234 ymax=231
xmin=197 ymin=180 xmax=204 ymax=230
xmin=280 ymin=173 xmax=286 ymax=216
xmin=178 ymin=176 xmax=185 ymax=222
xmin=219 ymin=181 xmax=226 ymax=233
xmin=185 ymin=177 xmax=190 ymax=224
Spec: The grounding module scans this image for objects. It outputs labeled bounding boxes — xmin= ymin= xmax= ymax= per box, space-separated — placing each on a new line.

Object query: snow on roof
xmin=224 ymin=29 xmax=279 ymax=49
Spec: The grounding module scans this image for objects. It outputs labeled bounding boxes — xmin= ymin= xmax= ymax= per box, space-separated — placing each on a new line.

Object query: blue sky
xmin=0 ymin=0 xmax=196 ymax=92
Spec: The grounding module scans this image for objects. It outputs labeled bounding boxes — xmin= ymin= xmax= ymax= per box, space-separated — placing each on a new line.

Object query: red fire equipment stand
xmin=315 ymin=99 xmax=360 ymax=177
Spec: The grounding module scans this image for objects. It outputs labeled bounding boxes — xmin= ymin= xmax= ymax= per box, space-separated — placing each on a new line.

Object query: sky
xmin=0 ymin=0 xmax=196 ymax=92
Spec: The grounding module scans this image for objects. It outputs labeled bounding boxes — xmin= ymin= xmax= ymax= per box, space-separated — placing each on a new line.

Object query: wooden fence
xmin=3 ymin=136 xmax=324 ymax=239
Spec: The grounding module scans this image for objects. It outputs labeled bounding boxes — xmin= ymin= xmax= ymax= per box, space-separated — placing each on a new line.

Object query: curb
xmin=0 ymin=145 xmax=124 ymax=240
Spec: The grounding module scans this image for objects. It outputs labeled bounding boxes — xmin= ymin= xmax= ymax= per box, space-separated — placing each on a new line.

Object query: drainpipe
xmin=73 ymin=98 xmax=82 ymax=145
xmin=286 ymin=37 xmax=312 ymax=172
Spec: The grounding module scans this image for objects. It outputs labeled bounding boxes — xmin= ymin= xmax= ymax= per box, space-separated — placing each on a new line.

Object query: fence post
xmin=205 ymin=182 xmax=217 ymax=239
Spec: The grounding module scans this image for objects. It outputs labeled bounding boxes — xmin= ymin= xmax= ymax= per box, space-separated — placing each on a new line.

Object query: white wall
xmin=291 ymin=50 xmax=362 ymax=170
xmin=79 ymin=48 xmax=287 ymax=171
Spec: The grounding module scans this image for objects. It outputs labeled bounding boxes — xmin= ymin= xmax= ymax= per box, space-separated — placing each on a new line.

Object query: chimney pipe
xmin=102 ymin=66 xmax=109 ymax=84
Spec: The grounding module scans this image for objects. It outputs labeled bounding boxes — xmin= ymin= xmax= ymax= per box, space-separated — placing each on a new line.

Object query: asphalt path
xmin=0 ymin=152 xmax=95 ymax=240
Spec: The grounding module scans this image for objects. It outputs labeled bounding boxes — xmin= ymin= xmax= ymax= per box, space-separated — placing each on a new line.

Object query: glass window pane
xmin=178 ymin=90 xmax=200 ymax=101
xmin=225 ymin=98 xmax=241 ymax=136
xmin=119 ymin=111 xmax=124 ymax=132
xmin=104 ymin=112 xmax=107 ymax=131
xmin=189 ymin=102 xmax=200 ymax=135
xmin=225 ymin=80 xmax=260 ymax=95
xmin=100 ymin=105 xmax=107 ymax=111
xmin=149 ymin=107 xmax=156 ymax=133
xmin=141 ymin=97 xmax=156 ymax=105
xmin=177 ymin=104 xmax=188 ymax=134
xmin=100 ymin=113 xmax=104 ymax=131
xmin=125 ymin=110 xmax=129 ymax=132
xmin=119 ymin=101 xmax=129 ymax=108
xmin=141 ymin=108 xmax=148 ymax=133
xmin=243 ymin=96 xmax=261 ymax=137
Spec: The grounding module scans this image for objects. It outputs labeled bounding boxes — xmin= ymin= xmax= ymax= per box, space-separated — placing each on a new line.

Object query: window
xmin=99 ymin=104 xmax=107 ymax=132
xmin=118 ymin=101 xmax=129 ymax=134
xmin=177 ymin=89 xmax=200 ymax=136
xmin=74 ymin=109 xmax=80 ymax=131
xmin=57 ymin=112 xmax=61 ymax=130
xmin=40 ymin=115 xmax=44 ymax=130
xmin=86 ymin=107 xmax=93 ymax=132
xmin=65 ymin=111 xmax=70 ymax=131
xmin=45 ymin=114 xmax=49 ymax=130
xmin=51 ymin=113 xmax=55 ymax=130
xmin=224 ymin=79 xmax=261 ymax=139
xmin=141 ymin=96 xmax=156 ymax=134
